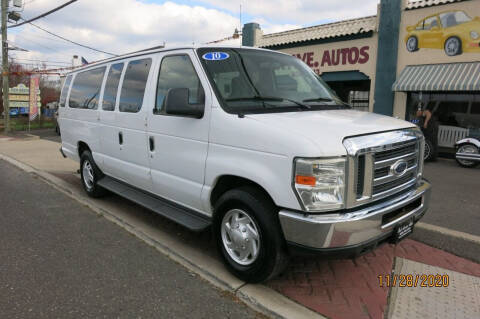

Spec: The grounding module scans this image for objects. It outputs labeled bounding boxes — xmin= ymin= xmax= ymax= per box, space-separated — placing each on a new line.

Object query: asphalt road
xmin=0 ymin=160 xmax=259 ymax=319
xmin=422 ymin=158 xmax=479 ymax=236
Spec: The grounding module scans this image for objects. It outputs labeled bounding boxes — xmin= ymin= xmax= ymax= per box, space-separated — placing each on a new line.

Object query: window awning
xmin=392 ymin=62 xmax=480 ymax=92
xmin=321 ymin=71 xmax=369 ymax=82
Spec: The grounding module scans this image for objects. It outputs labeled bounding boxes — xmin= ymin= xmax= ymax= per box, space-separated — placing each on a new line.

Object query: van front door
xmin=113 ymin=57 xmax=154 ymax=191
xmin=147 ymin=51 xmax=210 ymax=212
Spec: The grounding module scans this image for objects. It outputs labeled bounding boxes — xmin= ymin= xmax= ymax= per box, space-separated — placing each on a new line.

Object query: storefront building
xmin=242 ymin=0 xmax=480 ymax=153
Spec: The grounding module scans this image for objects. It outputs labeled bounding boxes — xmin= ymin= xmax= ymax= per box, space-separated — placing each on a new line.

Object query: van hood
xmin=245 ymin=109 xmax=416 ymax=156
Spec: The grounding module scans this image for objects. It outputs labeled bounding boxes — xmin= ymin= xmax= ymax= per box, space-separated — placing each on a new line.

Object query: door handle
xmin=149 ymin=136 xmax=155 ymax=152
xmin=118 ymin=132 xmax=123 ymax=145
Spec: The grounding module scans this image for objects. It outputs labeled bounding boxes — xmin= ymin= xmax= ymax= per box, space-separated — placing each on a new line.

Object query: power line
xmin=11 ymin=34 xmax=59 ymax=53
xmin=26 ymin=21 xmax=118 ymax=56
xmin=8 ymin=0 xmax=78 ymax=29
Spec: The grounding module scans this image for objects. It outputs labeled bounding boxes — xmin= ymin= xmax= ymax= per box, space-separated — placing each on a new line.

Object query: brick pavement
xmin=267 ymin=239 xmax=480 ymax=319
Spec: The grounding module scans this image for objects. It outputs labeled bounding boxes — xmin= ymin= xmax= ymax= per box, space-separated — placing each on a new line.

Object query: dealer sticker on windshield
xmin=202 ymin=52 xmax=230 ymax=61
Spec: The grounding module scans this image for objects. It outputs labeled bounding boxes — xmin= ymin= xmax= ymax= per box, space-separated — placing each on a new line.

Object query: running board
xmin=97 ymin=176 xmax=211 ymax=232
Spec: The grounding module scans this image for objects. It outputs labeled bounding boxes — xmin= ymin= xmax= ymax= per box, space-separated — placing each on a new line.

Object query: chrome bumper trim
xmin=279 ymin=179 xmax=431 ymax=250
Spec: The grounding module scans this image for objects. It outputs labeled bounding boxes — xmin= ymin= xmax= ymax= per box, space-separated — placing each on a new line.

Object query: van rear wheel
xmin=80 ymin=151 xmax=107 ymax=198
xmin=213 ymin=186 xmax=289 ymax=283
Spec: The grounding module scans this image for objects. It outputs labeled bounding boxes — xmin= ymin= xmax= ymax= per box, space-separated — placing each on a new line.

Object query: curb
xmin=416 ymin=222 xmax=480 ymax=245
xmin=0 ymin=153 xmax=323 ymax=319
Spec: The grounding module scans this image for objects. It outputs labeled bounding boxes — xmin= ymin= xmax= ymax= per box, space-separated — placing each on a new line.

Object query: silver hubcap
xmin=82 ymin=160 xmax=95 ymax=190
xmin=221 ymin=209 xmax=260 ymax=266
xmin=445 ymin=38 xmax=459 ymax=55
xmin=457 ymin=145 xmax=478 ymax=166
xmin=407 ymin=37 xmax=416 ymax=51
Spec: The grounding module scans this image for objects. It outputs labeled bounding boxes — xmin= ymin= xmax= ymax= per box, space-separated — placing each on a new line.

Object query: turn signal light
xmin=295 ymin=175 xmax=316 ymax=186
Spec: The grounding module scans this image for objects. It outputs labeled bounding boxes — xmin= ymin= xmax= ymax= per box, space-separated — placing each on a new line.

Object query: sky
xmin=7 ymin=0 xmax=379 ymax=70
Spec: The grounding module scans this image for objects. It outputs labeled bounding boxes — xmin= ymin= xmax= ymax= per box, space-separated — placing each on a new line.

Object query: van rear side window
xmin=119 ymin=58 xmax=152 ymax=113
xmin=59 ymin=75 xmax=72 ymax=107
xmin=102 ymin=63 xmax=124 ymax=111
xmin=69 ymin=67 xmax=106 ymax=109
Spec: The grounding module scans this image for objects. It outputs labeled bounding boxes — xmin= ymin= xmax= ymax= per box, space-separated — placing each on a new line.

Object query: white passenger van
xmin=59 ymin=46 xmax=431 ymax=282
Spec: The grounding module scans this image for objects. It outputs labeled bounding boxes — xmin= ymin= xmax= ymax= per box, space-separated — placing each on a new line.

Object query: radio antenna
xmin=239 ymin=4 xmax=242 ymax=30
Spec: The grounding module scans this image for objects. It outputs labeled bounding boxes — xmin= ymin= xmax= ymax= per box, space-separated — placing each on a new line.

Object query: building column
xmin=242 ymin=23 xmax=262 ymax=47
xmin=373 ymin=0 xmax=402 ymax=116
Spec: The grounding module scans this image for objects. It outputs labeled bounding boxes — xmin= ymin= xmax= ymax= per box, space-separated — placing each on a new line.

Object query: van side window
xmin=102 ymin=63 xmax=124 ymax=111
xmin=59 ymin=75 xmax=72 ymax=107
xmin=119 ymin=58 xmax=152 ymax=113
xmin=155 ymin=55 xmax=204 ymax=112
xmin=69 ymin=67 xmax=106 ymax=109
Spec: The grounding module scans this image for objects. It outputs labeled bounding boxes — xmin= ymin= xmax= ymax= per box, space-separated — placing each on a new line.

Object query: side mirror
xmin=164 ymin=88 xmax=204 ymax=119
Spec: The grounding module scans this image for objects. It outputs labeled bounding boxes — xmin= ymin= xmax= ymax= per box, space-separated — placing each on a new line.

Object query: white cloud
xmin=10 ymin=0 xmax=241 ymax=66
xmin=200 ymin=0 xmax=379 ymax=26
xmin=8 ymin=0 xmax=379 ymax=72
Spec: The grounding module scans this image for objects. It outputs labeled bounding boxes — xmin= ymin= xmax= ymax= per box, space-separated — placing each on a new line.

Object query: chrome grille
xmin=343 ymin=129 xmax=424 ymax=209
xmin=372 ymin=141 xmax=418 ymax=197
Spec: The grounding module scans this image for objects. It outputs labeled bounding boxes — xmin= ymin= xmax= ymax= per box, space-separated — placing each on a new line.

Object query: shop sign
xmin=293 ymin=46 xmax=370 ymax=72
xmin=8 ymin=83 xmax=41 ymax=95
xmin=9 ymin=101 xmax=41 ymax=108
xmin=9 ymin=94 xmax=32 ymax=101
xmin=399 ymin=0 xmax=480 ymax=63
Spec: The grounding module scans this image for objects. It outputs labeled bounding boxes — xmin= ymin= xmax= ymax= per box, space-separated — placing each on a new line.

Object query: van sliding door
xmin=112 ymin=57 xmax=154 ymax=191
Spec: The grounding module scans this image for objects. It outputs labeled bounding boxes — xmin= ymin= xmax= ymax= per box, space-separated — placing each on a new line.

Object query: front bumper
xmin=279 ymin=179 xmax=431 ymax=254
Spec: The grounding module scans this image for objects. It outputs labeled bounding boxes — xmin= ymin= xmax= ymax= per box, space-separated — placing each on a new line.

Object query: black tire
xmin=424 ymin=138 xmax=437 ymax=162
xmin=213 ymin=186 xmax=289 ymax=283
xmin=80 ymin=151 xmax=107 ymax=198
xmin=444 ymin=36 xmax=462 ymax=56
xmin=455 ymin=143 xmax=480 ymax=168
xmin=406 ymin=36 xmax=418 ymax=52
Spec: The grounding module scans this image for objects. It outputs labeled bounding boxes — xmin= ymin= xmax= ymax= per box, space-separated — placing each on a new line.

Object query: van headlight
xmin=293 ymin=158 xmax=346 ymax=212
xmin=471 ymin=31 xmax=479 ymax=39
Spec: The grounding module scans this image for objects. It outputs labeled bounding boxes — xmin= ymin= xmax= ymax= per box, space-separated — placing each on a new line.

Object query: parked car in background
xmin=455 ymin=136 xmax=480 ymax=167
xmin=405 ymin=10 xmax=480 ymax=56
xmin=59 ymin=45 xmax=431 ymax=282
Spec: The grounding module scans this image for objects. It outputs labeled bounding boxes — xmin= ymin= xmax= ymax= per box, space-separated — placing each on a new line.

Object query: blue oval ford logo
xmin=391 ymin=160 xmax=408 ymax=176
xmin=202 ymin=52 xmax=229 ymax=61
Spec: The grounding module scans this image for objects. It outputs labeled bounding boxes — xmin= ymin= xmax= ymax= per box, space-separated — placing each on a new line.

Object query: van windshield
xmin=197 ymin=48 xmax=346 ymax=114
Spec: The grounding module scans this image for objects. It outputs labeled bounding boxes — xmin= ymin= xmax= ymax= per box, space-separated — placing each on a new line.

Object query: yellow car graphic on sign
xmin=405 ymin=10 xmax=480 ymax=56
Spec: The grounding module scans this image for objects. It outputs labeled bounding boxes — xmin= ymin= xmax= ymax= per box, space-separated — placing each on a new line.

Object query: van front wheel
xmin=213 ymin=186 xmax=289 ymax=283
xmin=80 ymin=151 xmax=107 ymax=198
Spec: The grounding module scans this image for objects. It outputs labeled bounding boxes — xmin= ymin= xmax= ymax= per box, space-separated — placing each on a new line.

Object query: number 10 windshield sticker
xmin=202 ymin=52 xmax=230 ymax=61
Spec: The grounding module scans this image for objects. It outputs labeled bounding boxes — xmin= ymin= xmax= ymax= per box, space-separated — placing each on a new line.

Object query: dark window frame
xmin=154 ymin=53 xmax=205 ymax=116
xmin=59 ymin=75 xmax=72 ymax=108
xmin=68 ymin=66 xmax=107 ymax=110
xmin=102 ymin=62 xmax=125 ymax=111
xmin=118 ymin=58 xmax=153 ymax=114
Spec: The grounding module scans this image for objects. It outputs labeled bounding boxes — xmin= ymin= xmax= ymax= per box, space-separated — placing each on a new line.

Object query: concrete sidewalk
xmin=1 ymin=136 xmax=479 ymax=319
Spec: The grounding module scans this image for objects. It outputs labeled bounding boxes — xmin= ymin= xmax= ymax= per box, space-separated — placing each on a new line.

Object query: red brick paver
xmin=267 ymin=239 xmax=480 ymax=319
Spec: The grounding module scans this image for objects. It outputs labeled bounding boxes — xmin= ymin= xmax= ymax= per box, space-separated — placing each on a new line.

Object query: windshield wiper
xmin=226 ymin=96 xmax=311 ymax=109
xmin=302 ymin=97 xmax=333 ymax=103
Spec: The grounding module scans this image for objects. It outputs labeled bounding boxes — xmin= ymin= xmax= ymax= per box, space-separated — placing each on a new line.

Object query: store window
xmin=348 ymin=91 xmax=369 ymax=112
xmin=407 ymin=93 xmax=480 ymax=150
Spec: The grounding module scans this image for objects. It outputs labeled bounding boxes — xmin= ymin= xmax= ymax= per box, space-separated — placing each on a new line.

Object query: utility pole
xmin=1 ymin=0 xmax=10 ymax=133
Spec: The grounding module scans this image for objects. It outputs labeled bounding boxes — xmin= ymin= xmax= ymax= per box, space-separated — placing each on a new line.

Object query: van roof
xmin=66 ymin=45 xmax=280 ymax=75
